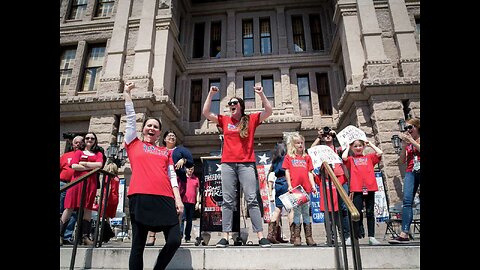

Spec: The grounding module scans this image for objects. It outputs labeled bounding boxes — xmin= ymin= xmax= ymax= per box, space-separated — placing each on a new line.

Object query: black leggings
xmin=352 ymin=191 xmax=375 ymax=239
xmin=129 ymin=219 xmax=181 ymax=270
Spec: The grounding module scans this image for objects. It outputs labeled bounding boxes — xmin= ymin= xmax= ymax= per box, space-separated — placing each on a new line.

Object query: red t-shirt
xmin=182 ymin=174 xmax=199 ymax=204
xmin=282 ymin=154 xmax=314 ymax=192
xmin=344 ymin=153 xmax=381 ymax=192
xmin=218 ymin=112 xmax=261 ymax=163
xmin=126 ymin=138 xmax=174 ymax=198
xmin=60 ymin=151 xmax=76 ymax=181
xmin=405 ymin=144 xmax=420 ymax=172
xmin=314 ymin=174 xmax=339 ymax=212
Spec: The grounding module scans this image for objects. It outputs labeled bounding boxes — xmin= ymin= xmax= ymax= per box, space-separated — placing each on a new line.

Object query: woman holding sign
xmin=202 ymin=85 xmax=273 ymax=248
xmin=389 ymin=118 xmax=420 ymax=244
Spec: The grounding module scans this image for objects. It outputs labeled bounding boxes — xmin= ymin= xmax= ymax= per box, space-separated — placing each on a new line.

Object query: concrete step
xmin=60 ymin=244 xmax=419 ymax=270
xmin=61 ymin=216 xmax=420 ymax=269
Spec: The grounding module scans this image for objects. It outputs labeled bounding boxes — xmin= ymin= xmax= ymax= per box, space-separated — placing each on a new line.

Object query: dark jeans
xmin=180 ymin=203 xmax=195 ymax=240
xmin=352 ymin=191 xmax=375 ymax=238
xmin=401 ymin=171 xmax=421 ymax=233
xmin=338 ymin=182 xmax=351 ymax=239
xmin=129 ymin=220 xmax=181 ymax=270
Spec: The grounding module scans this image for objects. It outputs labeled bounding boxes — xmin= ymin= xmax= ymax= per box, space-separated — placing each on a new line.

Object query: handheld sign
xmin=336 ymin=125 xmax=367 ymax=150
xmin=308 ymin=145 xmax=343 ymax=169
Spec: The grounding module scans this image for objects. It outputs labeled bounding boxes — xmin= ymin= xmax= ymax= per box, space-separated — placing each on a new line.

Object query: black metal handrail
xmin=60 ymin=168 xmax=116 ymax=270
xmin=320 ymin=161 xmax=362 ymax=270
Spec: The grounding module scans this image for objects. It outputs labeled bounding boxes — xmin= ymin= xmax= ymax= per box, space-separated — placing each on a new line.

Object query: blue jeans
xmin=60 ymin=181 xmax=67 ymax=215
xmin=180 ymin=203 xmax=195 ymax=240
xmin=338 ymin=182 xmax=351 ymax=239
xmin=293 ymin=200 xmax=311 ymax=225
xmin=401 ymin=171 xmax=421 ymax=233
xmin=64 ymin=211 xmax=78 ymax=240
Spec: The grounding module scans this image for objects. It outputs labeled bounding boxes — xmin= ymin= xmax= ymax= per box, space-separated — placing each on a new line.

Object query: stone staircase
xmin=60 ymin=217 xmax=420 ymax=269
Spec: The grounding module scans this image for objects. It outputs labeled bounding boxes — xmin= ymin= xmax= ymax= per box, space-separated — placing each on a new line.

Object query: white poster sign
xmin=307 ymin=145 xmax=343 ymax=169
xmin=374 ymin=172 xmax=389 ymax=222
xmin=111 ymin=178 xmax=125 ymax=226
xmin=336 ymin=125 xmax=367 ymax=150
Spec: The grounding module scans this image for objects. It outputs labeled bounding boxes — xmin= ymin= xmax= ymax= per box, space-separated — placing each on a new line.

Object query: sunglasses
xmin=85 ymin=137 xmax=95 ymax=140
xmin=321 ymin=133 xmax=331 ymax=137
xmin=227 ymin=100 xmax=239 ymax=106
xmin=405 ymin=125 xmax=414 ymax=130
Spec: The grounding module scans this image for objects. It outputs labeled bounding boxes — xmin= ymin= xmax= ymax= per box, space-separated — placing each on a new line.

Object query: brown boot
xmin=267 ymin=221 xmax=280 ymax=244
xmin=289 ymin=223 xmax=295 ymax=244
xmin=304 ymin=223 xmax=317 ymax=246
xmin=275 ymin=222 xmax=288 ymax=243
xmin=293 ymin=223 xmax=302 ymax=246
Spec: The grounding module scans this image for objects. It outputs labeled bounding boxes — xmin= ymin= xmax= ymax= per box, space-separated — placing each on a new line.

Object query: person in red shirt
xmin=389 ymin=118 xmax=420 ymax=244
xmin=202 ymin=85 xmax=272 ymax=248
xmin=283 ymin=133 xmax=318 ymax=246
xmin=123 ymin=81 xmax=183 ymax=270
xmin=59 ymin=135 xmax=84 ymax=215
xmin=311 ymin=127 xmax=352 ymax=245
xmin=180 ymin=166 xmax=200 ymax=243
xmin=342 ymin=139 xmax=383 ymax=245
xmin=59 ymin=135 xmax=84 ymax=245
xmin=60 ymin=132 xmax=104 ymax=246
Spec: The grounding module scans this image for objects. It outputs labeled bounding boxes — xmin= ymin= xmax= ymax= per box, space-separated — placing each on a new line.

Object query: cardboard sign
xmin=336 ymin=125 xmax=367 ymax=150
xmin=308 ymin=145 xmax=343 ymax=169
xmin=279 ymin=185 xmax=310 ymax=210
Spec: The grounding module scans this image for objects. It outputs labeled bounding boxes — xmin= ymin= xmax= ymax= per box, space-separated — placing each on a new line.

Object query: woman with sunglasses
xmin=202 ymin=85 xmax=273 ymax=248
xmin=60 ymin=132 xmax=104 ymax=246
xmin=389 ymin=118 xmax=420 ymax=244
xmin=123 ymin=81 xmax=183 ymax=270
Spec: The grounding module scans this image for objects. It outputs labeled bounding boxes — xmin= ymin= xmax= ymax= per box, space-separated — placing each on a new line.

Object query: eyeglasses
xmin=227 ymin=100 xmax=239 ymax=106
xmin=405 ymin=125 xmax=414 ymax=130
xmin=85 ymin=137 xmax=95 ymax=140
xmin=166 ymin=134 xmax=176 ymax=138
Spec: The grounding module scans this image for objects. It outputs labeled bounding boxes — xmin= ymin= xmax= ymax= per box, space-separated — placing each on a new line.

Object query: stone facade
xmin=60 ymin=0 xmax=420 ymax=207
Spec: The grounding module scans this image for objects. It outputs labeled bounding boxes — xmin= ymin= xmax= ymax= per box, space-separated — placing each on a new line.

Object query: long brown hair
xmin=231 ymin=97 xmax=249 ymax=138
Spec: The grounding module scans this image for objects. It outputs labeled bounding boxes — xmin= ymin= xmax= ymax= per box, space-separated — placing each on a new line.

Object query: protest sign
xmin=279 ymin=185 xmax=310 ymax=210
xmin=336 ymin=125 xmax=367 ymax=150
xmin=308 ymin=145 xmax=343 ymax=169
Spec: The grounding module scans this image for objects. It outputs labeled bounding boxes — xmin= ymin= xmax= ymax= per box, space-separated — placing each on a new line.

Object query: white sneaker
xmin=369 ymin=237 xmax=381 ymax=245
xmin=345 ymin=237 xmax=351 ymax=246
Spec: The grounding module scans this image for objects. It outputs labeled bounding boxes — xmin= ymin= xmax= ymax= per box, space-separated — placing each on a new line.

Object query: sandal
xmin=145 ymin=235 xmax=156 ymax=246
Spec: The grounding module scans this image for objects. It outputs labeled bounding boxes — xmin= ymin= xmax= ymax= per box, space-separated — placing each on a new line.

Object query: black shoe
xmin=259 ymin=238 xmax=271 ymax=248
xmin=216 ymin=238 xmax=229 ymax=248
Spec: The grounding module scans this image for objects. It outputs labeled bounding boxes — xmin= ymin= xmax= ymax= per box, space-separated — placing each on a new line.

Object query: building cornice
xmin=60 ymin=20 xmax=115 ymax=35
xmin=186 ymin=53 xmax=333 ymax=73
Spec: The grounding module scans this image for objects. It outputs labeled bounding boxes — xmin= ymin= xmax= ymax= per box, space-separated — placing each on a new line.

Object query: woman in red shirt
xmin=389 ymin=118 xmax=420 ymax=244
xmin=124 ymin=81 xmax=183 ymax=270
xmin=202 ymin=85 xmax=272 ymax=248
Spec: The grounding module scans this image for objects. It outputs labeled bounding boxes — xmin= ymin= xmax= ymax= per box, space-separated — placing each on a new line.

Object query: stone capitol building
xmin=60 ymin=0 xmax=420 ymax=212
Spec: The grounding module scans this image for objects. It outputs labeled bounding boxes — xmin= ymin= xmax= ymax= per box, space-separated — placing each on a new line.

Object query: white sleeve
xmin=267 ymin=171 xmax=277 ymax=183
xmin=124 ymin=101 xmax=137 ymax=144
xmin=168 ymin=164 xmax=178 ymax=187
